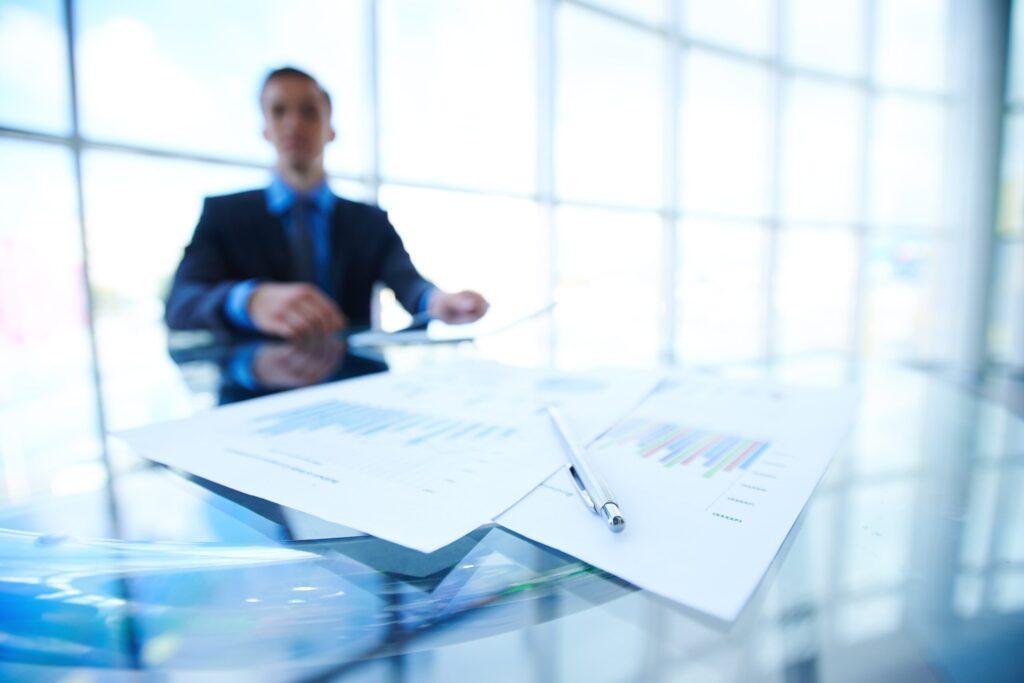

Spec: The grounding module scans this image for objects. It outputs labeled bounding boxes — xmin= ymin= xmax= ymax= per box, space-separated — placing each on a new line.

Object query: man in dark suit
xmin=165 ymin=66 xmax=488 ymax=337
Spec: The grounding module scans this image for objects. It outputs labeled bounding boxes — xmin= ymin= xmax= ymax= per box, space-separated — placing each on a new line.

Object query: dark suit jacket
xmin=165 ymin=189 xmax=434 ymax=331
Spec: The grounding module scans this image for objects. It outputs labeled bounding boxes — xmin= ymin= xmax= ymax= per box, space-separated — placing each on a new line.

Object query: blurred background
xmin=0 ymin=0 xmax=1021 ymax=495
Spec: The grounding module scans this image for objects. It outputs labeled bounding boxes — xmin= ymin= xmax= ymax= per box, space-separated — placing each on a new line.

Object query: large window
xmin=556 ymin=4 xmax=665 ymax=208
xmin=993 ymin=0 xmax=1024 ymax=368
xmin=0 ymin=0 xmax=70 ymax=134
xmin=75 ymin=0 xmax=373 ymax=176
xmin=0 ymin=138 xmax=103 ymax=499
xmin=0 ymin=0 xmax=1016 ymax=480
xmin=378 ymin=0 xmax=537 ymax=193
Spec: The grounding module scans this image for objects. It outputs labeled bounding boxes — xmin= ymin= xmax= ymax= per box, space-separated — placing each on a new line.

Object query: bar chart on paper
xmin=252 ymin=399 xmax=519 ymax=446
xmin=239 ymin=398 xmax=529 ymax=495
xmin=594 ymin=416 xmax=788 ymax=525
xmin=600 ymin=418 xmax=771 ymax=478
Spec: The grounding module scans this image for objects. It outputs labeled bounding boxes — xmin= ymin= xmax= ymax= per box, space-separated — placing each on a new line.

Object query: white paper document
xmin=117 ymin=360 xmax=660 ymax=553
xmin=498 ymin=374 xmax=857 ymax=621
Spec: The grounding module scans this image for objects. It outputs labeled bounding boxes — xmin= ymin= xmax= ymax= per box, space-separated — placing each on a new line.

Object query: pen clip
xmin=566 ymin=465 xmax=597 ymax=513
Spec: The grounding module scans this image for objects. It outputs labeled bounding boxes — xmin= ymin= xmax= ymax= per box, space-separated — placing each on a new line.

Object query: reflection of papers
xmin=498 ymin=374 xmax=857 ymax=621
xmin=348 ymin=303 xmax=555 ymax=348
xmin=118 ymin=360 xmax=660 ymax=553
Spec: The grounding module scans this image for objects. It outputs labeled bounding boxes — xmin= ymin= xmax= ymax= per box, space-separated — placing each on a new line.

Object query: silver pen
xmin=546 ymin=406 xmax=626 ymax=533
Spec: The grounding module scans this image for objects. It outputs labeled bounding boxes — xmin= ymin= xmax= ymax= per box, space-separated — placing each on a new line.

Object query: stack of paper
xmin=118 ymin=360 xmax=660 ymax=553
xmin=118 ymin=361 xmax=855 ymax=619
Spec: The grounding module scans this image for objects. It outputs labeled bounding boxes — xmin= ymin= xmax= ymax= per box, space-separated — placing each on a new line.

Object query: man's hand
xmin=427 ymin=289 xmax=489 ymax=324
xmin=248 ymin=282 xmax=347 ymax=339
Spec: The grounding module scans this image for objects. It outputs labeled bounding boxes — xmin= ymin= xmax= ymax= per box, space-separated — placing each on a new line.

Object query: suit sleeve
xmin=376 ymin=211 xmax=437 ymax=315
xmin=164 ymin=198 xmax=247 ymax=331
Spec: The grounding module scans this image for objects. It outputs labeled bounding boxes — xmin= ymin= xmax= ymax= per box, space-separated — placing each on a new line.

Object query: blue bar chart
xmin=251 ymin=400 xmax=518 ymax=447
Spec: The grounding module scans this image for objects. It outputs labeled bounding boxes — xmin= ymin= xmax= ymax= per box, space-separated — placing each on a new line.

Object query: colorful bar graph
xmin=251 ymin=400 xmax=516 ymax=447
xmin=602 ymin=418 xmax=770 ymax=478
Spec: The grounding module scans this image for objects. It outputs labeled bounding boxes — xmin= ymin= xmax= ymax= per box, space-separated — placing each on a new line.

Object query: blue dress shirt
xmin=225 ymin=176 xmax=335 ymax=329
xmin=224 ymin=177 xmax=433 ymax=331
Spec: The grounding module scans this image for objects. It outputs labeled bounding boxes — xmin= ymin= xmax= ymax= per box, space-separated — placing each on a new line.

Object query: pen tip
xmin=601 ymin=503 xmax=625 ymax=532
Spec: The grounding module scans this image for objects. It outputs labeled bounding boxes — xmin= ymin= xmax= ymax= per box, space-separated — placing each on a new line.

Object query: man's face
xmin=261 ymin=76 xmax=335 ymax=170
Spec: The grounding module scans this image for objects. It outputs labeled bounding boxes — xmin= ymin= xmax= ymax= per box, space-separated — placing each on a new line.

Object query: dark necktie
xmin=289 ymin=198 xmax=316 ymax=284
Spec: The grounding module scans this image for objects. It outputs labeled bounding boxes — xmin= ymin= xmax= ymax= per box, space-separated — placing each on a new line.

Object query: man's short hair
xmin=260 ymin=66 xmax=332 ymax=112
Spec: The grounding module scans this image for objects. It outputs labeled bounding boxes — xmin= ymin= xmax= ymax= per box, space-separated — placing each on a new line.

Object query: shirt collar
xmin=265 ymin=175 xmax=336 ymax=216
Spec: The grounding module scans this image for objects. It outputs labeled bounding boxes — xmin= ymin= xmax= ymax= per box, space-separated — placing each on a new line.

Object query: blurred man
xmin=165 ymin=66 xmax=488 ymax=337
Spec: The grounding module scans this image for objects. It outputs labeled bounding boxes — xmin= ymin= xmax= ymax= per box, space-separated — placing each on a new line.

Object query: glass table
xmin=1 ymin=327 xmax=1022 ymax=682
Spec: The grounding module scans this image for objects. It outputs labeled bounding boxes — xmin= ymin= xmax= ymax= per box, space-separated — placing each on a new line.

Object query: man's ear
xmin=263 ymin=124 xmax=271 ymax=142
xmin=327 ymin=125 xmax=336 ymax=143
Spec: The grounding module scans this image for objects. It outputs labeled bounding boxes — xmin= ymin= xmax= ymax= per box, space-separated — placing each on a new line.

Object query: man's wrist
xmin=420 ymin=286 xmax=440 ymax=316
xmin=225 ymin=279 xmax=261 ymax=330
